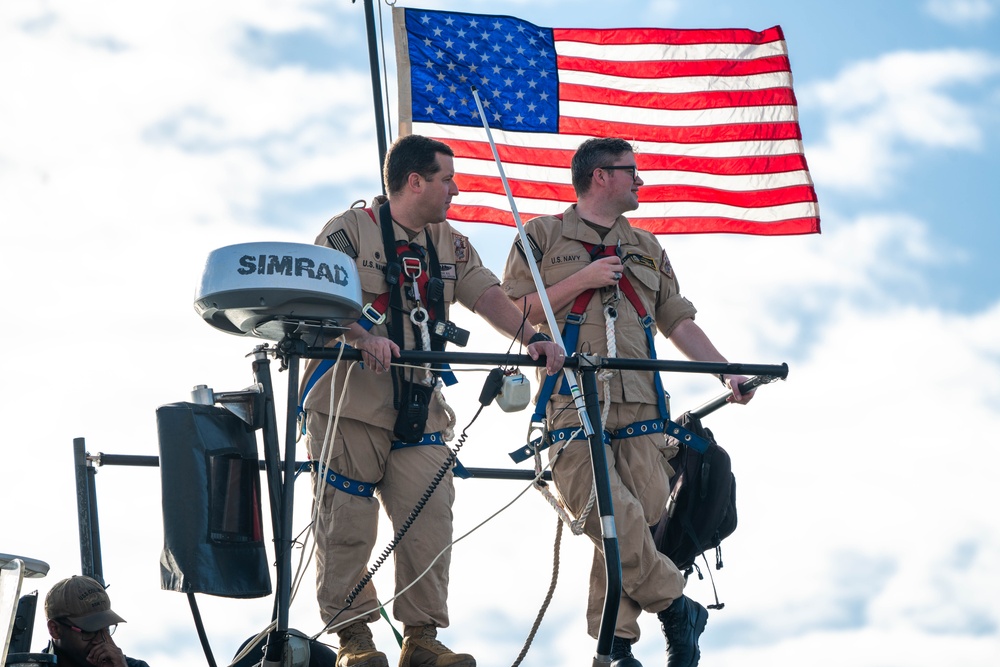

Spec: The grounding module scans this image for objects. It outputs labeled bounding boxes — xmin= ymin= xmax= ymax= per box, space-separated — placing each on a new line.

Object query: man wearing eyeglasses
xmin=41 ymin=575 xmax=149 ymax=667
xmin=502 ymin=137 xmax=754 ymax=667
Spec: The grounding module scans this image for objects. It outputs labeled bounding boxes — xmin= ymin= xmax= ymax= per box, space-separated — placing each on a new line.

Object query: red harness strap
xmin=360 ymin=207 xmax=437 ymax=323
xmin=570 ymin=242 xmax=650 ymax=322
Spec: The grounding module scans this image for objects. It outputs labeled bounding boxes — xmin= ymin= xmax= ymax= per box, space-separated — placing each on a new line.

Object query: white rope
xmin=526 ymin=301 xmax=622 ymax=535
xmin=411 ymin=305 xmax=457 ymax=441
xmin=412 ymin=305 xmax=433 ymax=385
xmin=527 ymin=422 xmax=593 ymax=536
xmin=533 ymin=432 xmax=581 ymax=534
xmin=433 ymin=378 xmax=456 ymax=442
xmin=601 ymin=302 xmax=619 ymax=427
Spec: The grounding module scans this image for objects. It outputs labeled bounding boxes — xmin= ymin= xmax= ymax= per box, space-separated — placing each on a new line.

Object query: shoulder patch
xmin=623 ymin=253 xmax=657 ymax=270
xmin=514 ymin=233 xmax=544 ymax=264
xmin=452 ymin=233 xmax=470 ymax=262
xmin=327 ymin=229 xmax=357 ymax=259
xmin=660 ymin=249 xmax=674 ymax=278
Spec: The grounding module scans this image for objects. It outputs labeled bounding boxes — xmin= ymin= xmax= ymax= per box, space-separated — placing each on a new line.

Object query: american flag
xmin=392 ymin=7 xmax=820 ymax=236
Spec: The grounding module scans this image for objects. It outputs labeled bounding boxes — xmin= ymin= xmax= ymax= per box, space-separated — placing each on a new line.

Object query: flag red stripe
xmin=447 ymin=204 xmax=820 ymax=236
xmin=455 ymin=174 xmax=573 ymax=201
xmin=559 ymin=83 xmax=797 ymax=110
xmin=447 ymin=139 xmax=576 ymax=168
xmin=456 ymin=174 xmax=817 ymax=208
xmin=559 ymin=117 xmax=803 ymax=144
xmin=635 ymin=216 xmax=820 ymax=235
xmin=446 ymin=137 xmax=811 ymax=175
xmin=447 ymin=204 xmax=541 ymax=226
xmin=557 ymin=54 xmax=792 ymax=79
xmin=639 ymin=152 xmax=810 ymax=175
xmin=638 ymin=184 xmax=817 ymax=207
xmin=553 ymin=26 xmax=786 ymax=46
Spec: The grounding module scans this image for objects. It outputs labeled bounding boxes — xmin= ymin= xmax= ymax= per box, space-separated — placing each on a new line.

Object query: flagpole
xmin=359 ymin=0 xmax=388 ymax=191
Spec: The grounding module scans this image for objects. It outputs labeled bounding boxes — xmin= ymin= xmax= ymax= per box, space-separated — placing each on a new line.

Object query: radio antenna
xmin=470 ymin=87 xmax=594 ymax=437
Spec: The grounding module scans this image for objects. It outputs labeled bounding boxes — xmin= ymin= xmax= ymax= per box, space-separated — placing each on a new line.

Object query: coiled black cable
xmin=343 ymin=402 xmax=485 ymax=608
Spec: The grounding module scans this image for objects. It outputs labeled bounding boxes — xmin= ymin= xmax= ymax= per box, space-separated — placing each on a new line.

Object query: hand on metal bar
xmin=689 ymin=375 xmax=783 ymax=420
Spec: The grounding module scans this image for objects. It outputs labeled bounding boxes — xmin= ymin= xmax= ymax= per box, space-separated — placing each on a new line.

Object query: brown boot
xmin=336 ymin=621 xmax=389 ymax=667
xmin=398 ymin=625 xmax=475 ymax=667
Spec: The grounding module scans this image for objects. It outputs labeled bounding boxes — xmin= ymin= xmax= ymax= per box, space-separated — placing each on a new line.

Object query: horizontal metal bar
xmin=87 ymin=454 xmax=550 ymax=481
xmin=302 ymin=346 xmax=788 ymax=380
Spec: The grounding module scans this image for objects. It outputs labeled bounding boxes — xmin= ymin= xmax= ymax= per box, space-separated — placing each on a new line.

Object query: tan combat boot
xmin=398 ymin=625 xmax=475 ymax=667
xmin=336 ymin=621 xmax=389 ymax=667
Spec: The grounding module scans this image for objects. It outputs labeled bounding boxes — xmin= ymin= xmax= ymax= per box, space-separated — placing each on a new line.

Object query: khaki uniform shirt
xmin=502 ymin=205 xmax=696 ymax=407
xmin=302 ymin=195 xmax=499 ymax=432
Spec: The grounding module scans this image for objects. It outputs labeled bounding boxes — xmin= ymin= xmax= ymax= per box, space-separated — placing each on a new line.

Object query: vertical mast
xmin=361 ymin=0 xmax=389 ymax=191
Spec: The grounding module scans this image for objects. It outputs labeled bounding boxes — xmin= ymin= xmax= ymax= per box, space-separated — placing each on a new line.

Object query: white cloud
xmin=3 ymin=3 xmax=1000 ymax=667
xmin=800 ymin=49 xmax=1000 ymax=194
xmin=924 ymin=0 xmax=997 ymax=26
xmin=0 ymin=1 xmax=381 ymax=236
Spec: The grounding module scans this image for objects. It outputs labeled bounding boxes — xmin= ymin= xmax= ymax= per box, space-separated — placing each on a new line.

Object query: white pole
xmin=470 ymin=87 xmax=593 ymax=436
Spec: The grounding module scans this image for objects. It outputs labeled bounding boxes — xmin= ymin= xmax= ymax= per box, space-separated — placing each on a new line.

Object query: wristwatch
xmin=528 ymin=331 xmax=552 ymax=345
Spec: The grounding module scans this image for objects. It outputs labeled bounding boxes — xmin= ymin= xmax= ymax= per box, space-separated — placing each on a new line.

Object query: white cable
xmin=230 ymin=343 xmax=353 ymax=665
xmin=313 ymin=471 xmax=546 ymax=640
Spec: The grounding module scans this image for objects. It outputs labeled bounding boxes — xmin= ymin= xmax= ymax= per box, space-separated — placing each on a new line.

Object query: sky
xmin=2 ymin=0 xmax=999 ymax=666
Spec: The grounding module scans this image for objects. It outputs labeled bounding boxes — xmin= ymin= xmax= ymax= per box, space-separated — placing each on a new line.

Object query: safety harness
xmin=300 ymin=204 xmax=466 ymax=497
xmin=509 ymin=236 xmax=706 ymax=464
xmin=299 ymin=206 xmax=458 ymax=412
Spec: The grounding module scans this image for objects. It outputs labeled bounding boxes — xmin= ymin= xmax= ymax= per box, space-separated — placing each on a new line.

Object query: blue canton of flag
xmin=405 ymin=10 xmax=558 ymax=132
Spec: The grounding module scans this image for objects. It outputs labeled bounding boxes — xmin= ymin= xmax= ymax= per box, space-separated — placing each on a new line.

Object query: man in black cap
xmin=41 ymin=575 xmax=149 ymax=667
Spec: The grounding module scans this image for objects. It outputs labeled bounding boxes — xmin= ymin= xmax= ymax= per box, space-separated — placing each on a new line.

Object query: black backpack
xmin=652 ymin=411 xmax=736 ymax=605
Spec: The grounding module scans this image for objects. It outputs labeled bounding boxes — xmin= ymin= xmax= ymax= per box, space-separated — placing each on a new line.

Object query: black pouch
xmin=393 ymin=379 xmax=433 ymax=442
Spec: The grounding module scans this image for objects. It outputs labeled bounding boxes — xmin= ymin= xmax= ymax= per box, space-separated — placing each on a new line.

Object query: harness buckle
xmin=402 ymin=256 xmax=422 ymax=280
xmin=362 ymin=303 xmax=386 ymax=325
xmin=566 ymin=311 xmax=586 ymax=326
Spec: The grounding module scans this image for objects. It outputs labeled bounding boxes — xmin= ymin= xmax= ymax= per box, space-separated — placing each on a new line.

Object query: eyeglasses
xmin=599 ymin=165 xmax=639 ymax=181
xmin=57 ymin=619 xmax=117 ymax=642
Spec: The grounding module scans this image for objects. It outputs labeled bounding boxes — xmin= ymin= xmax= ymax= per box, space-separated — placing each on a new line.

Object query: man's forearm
xmin=668 ymin=318 xmax=727 ymax=363
xmin=476 ymin=285 xmax=545 ymax=344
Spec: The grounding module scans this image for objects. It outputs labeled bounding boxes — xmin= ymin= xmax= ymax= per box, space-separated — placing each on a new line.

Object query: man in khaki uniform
xmin=301 ymin=134 xmax=564 ymax=667
xmin=501 ymin=137 xmax=753 ymax=667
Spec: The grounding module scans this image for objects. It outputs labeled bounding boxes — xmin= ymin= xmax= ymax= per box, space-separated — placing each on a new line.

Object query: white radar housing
xmin=194 ymin=242 xmax=362 ymax=341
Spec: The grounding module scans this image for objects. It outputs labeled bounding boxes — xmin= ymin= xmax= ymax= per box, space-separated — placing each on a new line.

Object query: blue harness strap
xmin=509 ymin=415 xmax=706 ymax=463
xmin=515 ymin=240 xmax=704 ymax=462
xmin=612 ymin=417 xmax=664 ymax=439
xmin=391 ymin=431 xmax=470 ymax=479
xmin=664 ymin=420 xmax=709 ymax=454
xmin=321 ymin=466 xmax=376 ymax=498
xmin=316 ymin=430 xmax=472 ymax=497
xmin=510 ymin=426 xmax=610 ymax=464
xmin=390 ymin=431 xmax=445 ymax=448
